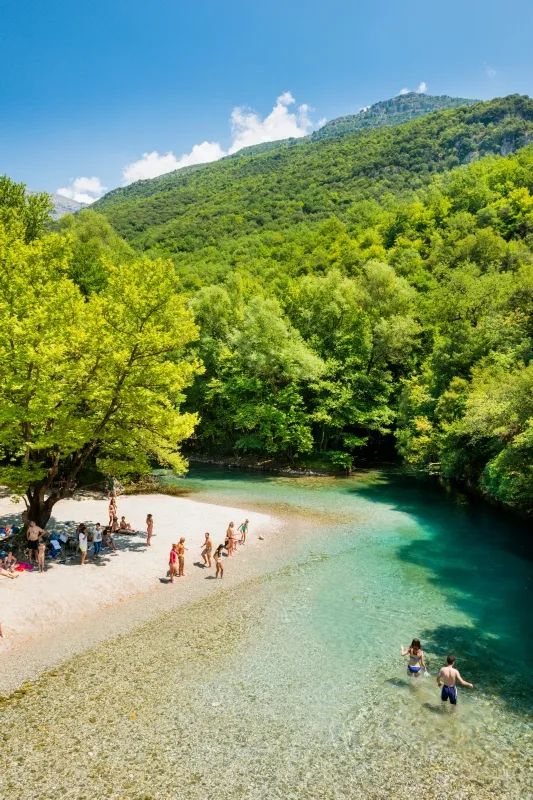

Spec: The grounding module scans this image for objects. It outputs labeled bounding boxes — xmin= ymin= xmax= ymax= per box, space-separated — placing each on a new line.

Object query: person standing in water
xmin=201 ymin=532 xmax=213 ymax=567
xmin=213 ymin=544 xmax=224 ymax=578
xmin=238 ymin=519 xmax=249 ymax=545
xmin=401 ymin=639 xmax=427 ymax=677
xmin=146 ymin=514 xmax=153 ymax=547
xmin=437 ymin=654 xmax=474 ymax=706
xmin=177 ymin=537 xmax=186 ymax=577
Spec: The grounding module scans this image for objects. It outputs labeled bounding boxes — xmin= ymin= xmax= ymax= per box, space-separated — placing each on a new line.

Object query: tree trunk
xmin=26 ymin=486 xmax=58 ymax=528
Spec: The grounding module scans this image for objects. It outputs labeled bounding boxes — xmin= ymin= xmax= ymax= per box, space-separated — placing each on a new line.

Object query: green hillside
xmin=94 ymin=95 xmax=532 ymax=266
xmin=312 ymin=91 xmax=476 ymax=140
xmin=36 ymin=95 xmax=533 ymax=511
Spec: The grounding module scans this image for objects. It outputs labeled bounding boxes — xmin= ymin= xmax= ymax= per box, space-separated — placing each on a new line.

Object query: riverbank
xmin=0 ymin=491 xmax=278 ymax=691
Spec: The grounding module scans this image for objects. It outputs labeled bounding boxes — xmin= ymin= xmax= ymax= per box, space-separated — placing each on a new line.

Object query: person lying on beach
xmin=0 ymin=552 xmax=19 ymax=579
xmin=238 ymin=519 xmax=249 ymax=545
xmin=401 ymin=639 xmax=427 ymax=677
xmin=437 ymin=654 xmax=474 ymax=706
xmin=213 ymin=544 xmax=224 ymax=578
xmin=201 ymin=532 xmax=213 ymax=567
xmin=3 ymin=551 xmax=18 ymax=573
xmin=177 ymin=537 xmax=186 ymax=577
xmin=146 ymin=514 xmax=153 ymax=546
xmin=26 ymin=520 xmax=44 ymax=563
xmin=119 ymin=516 xmax=133 ymax=532
xmin=169 ymin=543 xmax=178 ymax=583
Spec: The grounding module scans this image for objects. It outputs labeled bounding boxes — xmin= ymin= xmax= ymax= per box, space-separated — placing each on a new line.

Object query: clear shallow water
xmin=1 ymin=468 xmax=531 ymax=799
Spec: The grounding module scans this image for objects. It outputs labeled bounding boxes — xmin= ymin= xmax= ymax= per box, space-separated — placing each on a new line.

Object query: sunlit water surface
xmin=1 ymin=468 xmax=531 ymax=799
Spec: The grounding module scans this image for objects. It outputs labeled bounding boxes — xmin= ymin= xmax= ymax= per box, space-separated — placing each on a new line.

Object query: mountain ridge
xmin=92 ymin=94 xmax=533 ymax=260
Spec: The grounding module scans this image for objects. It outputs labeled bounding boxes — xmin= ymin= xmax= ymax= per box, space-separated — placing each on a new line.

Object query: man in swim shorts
xmin=437 ymin=654 xmax=474 ymax=705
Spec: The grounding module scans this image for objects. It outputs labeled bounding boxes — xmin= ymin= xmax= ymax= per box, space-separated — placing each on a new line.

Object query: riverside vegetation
xmin=0 ymin=93 xmax=532 ymax=519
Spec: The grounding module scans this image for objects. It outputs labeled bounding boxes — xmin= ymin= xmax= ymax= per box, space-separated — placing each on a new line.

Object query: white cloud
xmin=122 ymin=141 xmax=224 ymax=183
xmin=228 ymin=91 xmax=314 ymax=154
xmin=485 ymin=65 xmax=497 ymax=78
xmin=399 ymin=87 xmax=410 ymax=95
xmin=417 ymin=81 xmax=428 ymax=93
xmin=121 ymin=91 xmax=317 ymax=185
xmin=56 ymin=176 xmax=107 ymax=204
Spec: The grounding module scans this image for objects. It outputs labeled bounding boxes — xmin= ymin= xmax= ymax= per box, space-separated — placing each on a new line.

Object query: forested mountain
xmin=312 ymin=92 xmax=476 ymax=140
xmin=93 ymin=95 xmax=532 ymax=266
xmin=3 ymin=94 xmax=532 ymax=513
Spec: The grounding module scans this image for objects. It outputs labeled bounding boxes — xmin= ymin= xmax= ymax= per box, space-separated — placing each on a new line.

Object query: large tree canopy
xmin=0 ymin=189 xmax=200 ymax=525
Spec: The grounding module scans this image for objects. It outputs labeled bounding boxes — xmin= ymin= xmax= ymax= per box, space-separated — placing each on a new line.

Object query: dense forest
xmin=1 ymin=94 xmax=532 ymax=515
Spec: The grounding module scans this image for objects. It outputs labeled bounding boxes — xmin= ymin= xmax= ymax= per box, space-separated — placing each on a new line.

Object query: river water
xmin=1 ymin=468 xmax=531 ymax=799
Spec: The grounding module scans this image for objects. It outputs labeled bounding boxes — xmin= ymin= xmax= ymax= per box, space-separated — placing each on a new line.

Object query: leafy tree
xmin=0 ymin=203 xmax=200 ymax=525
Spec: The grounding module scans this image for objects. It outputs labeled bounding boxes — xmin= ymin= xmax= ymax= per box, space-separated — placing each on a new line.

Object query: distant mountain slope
xmin=313 ymin=92 xmax=476 ymax=140
xmin=50 ymin=193 xmax=87 ymax=219
xmin=94 ymin=95 xmax=532 ymax=258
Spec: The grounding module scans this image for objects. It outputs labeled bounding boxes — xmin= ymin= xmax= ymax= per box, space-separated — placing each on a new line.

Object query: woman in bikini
xmin=169 ymin=543 xmax=178 ymax=583
xmin=226 ymin=522 xmax=236 ymax=557
xmin=213 ymin=544 xmax=224 ymax=578
xmin=146 ymin=514 xmax=154 ymax=546
xmin=201 ymin=532 xmax=213 ymax=567
xmin=108 ymin=492 xmax=117 ymax=526
xmin=401 ymin=638 xmax=427 ymax=678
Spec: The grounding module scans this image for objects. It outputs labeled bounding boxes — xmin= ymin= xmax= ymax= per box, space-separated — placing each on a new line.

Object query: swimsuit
xmin=441 ymin=685 xmax=457 ymax=705
xmin=408 ymin=665 xmax=422 ymax=674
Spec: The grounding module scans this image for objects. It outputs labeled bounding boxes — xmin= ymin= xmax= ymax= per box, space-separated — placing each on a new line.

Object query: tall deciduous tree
xmin=0 ymin=198 xmax=200 ymax=526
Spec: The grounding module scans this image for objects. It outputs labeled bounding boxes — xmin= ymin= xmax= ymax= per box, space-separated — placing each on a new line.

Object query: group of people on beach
xmin=401 ymin=638 xmax=474 ymax=707
xmin=167 ymin=519 xmax=249 ymax=583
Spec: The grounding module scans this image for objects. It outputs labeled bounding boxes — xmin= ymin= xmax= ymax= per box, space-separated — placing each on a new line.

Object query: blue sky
xmin=1 ymin=0 xmax=531 ymax=200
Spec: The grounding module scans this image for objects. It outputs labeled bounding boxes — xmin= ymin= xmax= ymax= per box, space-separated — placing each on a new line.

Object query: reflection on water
xmin=0 ymin=468 xmax=531 ymax=799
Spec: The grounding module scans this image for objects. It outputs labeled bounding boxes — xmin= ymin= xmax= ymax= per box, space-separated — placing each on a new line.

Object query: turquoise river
xmin=0 ymin=467 xmax=531 ymax=799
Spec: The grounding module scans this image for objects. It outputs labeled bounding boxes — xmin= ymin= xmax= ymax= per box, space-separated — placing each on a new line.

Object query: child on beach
xmin=201 ymin=532 xmax=213 ymax=567
xmin=169 ymin=543 xmax=178 ymax=583
xmin=37 ymin=538 xmax=46 ymax=573
xmin=146 ymin=514 xmax=153 ymax=546
xmin=213 ymin=544 xmax=224 ymax=578
xmin=238 ymin=519 xmax=249 ymax=544
xmin=92 ymin=523 xmax=103 ymax=556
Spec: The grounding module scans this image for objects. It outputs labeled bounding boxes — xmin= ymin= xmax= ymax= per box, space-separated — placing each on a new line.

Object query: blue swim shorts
xmin=441 ymin=685 xmax=457 ymax=705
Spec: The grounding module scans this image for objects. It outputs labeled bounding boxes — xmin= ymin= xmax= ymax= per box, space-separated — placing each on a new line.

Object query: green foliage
xmin=0 ymin=180 xmax=200 ymax=524
xmin=2 ymin=96 xmax=533 ymax=514
xmin=313 ymin=92 xmax=476 ymax=141
xmin=59 ymin=209 xmax=134 ymax=294
xmin=93 ymin=96 xmax=533 ymax=267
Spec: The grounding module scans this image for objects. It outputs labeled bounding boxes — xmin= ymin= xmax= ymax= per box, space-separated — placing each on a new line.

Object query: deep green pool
xmin=1 ymin=467 xmax=531 ymax=799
